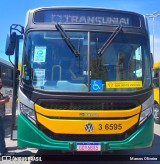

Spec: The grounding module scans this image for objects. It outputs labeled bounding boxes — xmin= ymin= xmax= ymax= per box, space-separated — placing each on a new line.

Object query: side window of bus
xmin=128 ymin=46 xmax=142 ymax=80
xmin=1 ymin=66 xmax=13 ymax=87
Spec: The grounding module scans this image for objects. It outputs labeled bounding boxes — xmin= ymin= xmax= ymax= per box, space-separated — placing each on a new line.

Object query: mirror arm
xmin=10 ymin=24 xmax=24 ymax=35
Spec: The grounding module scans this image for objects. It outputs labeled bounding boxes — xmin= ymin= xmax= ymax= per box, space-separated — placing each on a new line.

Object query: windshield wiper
xmin=97 ymin=25 xmax=122 ymax=56
xmin=55 ymin=23 xmax=80 ymax=57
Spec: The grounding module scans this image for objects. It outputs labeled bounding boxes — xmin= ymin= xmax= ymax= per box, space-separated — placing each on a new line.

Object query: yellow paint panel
xmin=153 ymin=62 xmax=160 ymax=69
xmin=35 ymin=104 xmax=141 ymax=118
xmin=37 ymin=113 xmax=139 ymax=134
xmin=154 ymin=88 xmax=160 ymax=104
xmin=106 ymin=81 xmax=142 ymax=88
xmin=18 ymin=63 xmax=21 ymax=71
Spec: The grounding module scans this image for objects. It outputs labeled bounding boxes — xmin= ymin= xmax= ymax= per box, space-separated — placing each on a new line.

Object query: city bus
xmin=0 ymin=58 xmax=13 ymax=116
xmin=152 ymin=62 xmax=160 ymax=124
xmin=5 ymin=7 xmax=154 ymax=152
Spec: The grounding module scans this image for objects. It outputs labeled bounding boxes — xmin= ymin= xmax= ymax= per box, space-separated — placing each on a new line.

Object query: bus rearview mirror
xmin=5 ymin=32 xmax=17 ymax=56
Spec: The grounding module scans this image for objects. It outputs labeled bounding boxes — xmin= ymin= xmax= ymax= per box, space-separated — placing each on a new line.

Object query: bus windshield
xmin=22 ymin=31 xmax=151 ymax=92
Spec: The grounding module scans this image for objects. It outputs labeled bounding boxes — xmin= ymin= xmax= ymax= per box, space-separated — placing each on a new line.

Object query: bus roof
xmin=0 ymin=58 xmax=14 ymax=68
xmin=29 ymin=6 xmax=143 ymax=16
xmin=153 ymin=62 xmax=160 ymax=69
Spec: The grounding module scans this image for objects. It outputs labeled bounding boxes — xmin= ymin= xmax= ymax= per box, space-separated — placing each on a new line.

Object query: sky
xmin=0 ymin=0 xmax=160 ymax=62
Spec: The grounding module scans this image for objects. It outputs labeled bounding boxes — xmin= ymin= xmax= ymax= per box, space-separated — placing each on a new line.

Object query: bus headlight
xmin=139 ymin=96 xmax=153 ymax=125
xmin=20 ymin=103 xmax=36 ymax=124
xmin=139 ymin=107 xmax=152 ymax=125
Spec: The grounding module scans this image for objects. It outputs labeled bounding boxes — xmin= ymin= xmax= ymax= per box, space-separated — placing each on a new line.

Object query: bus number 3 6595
xmin=98 ymin=124 xmax=122 ymax=130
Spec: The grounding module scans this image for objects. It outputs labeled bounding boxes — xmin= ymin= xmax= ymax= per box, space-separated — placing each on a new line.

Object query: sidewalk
xmin=3 ymin=115 xmax=38 ymax=155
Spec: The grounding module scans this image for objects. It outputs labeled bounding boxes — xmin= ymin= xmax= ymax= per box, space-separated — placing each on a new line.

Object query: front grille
xmin=37 ymin=99 xmax=138 ymax=110
xmin=38 ymin=123 xmax=137 ymax=141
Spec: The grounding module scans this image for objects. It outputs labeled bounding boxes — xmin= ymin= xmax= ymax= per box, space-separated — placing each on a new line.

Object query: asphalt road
xmin=1 ymin=115 xmax=160 ymax=163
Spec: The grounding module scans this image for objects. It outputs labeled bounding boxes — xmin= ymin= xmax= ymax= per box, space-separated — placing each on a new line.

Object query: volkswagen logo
xmin=85 ymin=123 xmax=94 ymax=132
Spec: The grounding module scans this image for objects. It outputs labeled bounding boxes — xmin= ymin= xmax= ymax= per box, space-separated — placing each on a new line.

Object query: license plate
xmin=76 ymin=142 xmax=101 ymax=151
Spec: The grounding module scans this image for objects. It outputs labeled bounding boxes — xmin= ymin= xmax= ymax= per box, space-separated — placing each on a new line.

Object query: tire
xmin=154 ymin=104 xmax=160 ymax=124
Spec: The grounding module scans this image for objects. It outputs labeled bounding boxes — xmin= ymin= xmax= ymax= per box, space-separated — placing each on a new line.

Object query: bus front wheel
xmin=154 ymin=104 xmax=160 ymax=124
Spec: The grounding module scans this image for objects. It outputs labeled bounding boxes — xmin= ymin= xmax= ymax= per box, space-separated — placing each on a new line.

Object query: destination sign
xmin=34 ymin=9 xmax=141 ymax=27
